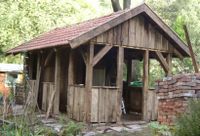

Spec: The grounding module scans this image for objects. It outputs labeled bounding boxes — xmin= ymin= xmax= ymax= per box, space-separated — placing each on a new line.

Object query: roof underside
xmin=7 ymin=4 xmax=190 ymax=57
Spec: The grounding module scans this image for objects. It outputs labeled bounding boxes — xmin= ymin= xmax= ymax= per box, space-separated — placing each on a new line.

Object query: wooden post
xmin=183 ymin=25 xmax=199 ymax=73
xmin=53 ymin=49 xmax=62 ymax=114
xmin=84 ymin=43 xmax=94 ymax=123
xmin=127 ymin=59 xmax=132 ymax=83
xmin=34 ymin=53 xmax=41 ymax=109
xmin=143 ymin=50 xmax=149 ymax=121
xmin=116 ymin=46 xmax=124 ymax=123
xmin=166 ymin=53 xmax=172 ymax=76
xmin=67 ymin=49 xmax=75 ymax=118
xmin=68 ymin=50 xmax=75 ymax=86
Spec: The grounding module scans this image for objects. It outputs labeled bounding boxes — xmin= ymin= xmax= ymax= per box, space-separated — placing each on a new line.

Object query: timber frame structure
xmin=7 ymin=4 xmax=190 ymax=123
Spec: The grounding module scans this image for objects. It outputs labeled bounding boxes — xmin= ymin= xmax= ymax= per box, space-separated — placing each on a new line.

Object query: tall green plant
xmin=174 ymin=100 xmax=200 ymax=136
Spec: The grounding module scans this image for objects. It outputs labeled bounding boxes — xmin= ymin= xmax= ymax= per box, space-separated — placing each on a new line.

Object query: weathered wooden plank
xmin=103 ymin=32 xmax=108 ymax=43
xmin=116 ymin=46 xmax=124 ymax=123
xmin=128 ymin=19 xmax=136 ymax=46
xmin=143 ymin=50 xmax=149 ymax=121
xmin=116 ymin=25 xmax=122 ymax=45
xmin=42 ymin=83 xmax=48 ymax=111
xmin=121 ymin=21 xmax=129 ymax=45
xmin=67 ymin=86 xmax=74 ymax=118
xmin=162 ymin=36 xmax=168 ymax=51
xmin=135 ymin=17 xmax=141 ymax=47
xmin=92 ymin=45 xmax=113 ymax=66
xmin=166 ymin=53 xmax=172 ymax=76
xmin=53 ymin=50 xmax=62 ymax=115
xmin=80 ymin=87 xmax=85 ymax=121
xmin=34 ymin=53 xmax=41 ymax=109
xmin=46 ymin=84 xmax=55 ymax=119
xmin=68 ymin=50 xmax=75 ymax=85
xmin=139 ymin=16 xmax=145 ymax=47
xmin=113 ymin=26 xmax=118 ymax=45
xmin=107 ymin=29 xmax=114 ymax=44
xmin=69 ymin=4 xmax=145 ymax=48
xmin=91 ymin=88 xmax=98 ymax=122
xmin=84 ymin=43 xmax=94 ymax=122
xmin=148 ymin=24 xmax=155 ymax=49
xmin=97 ymin=34 xmax=104 ymax=43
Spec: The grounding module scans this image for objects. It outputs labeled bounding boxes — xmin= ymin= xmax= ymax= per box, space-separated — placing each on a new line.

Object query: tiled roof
xmin=7 ymin=10 xmax=125 ymax=53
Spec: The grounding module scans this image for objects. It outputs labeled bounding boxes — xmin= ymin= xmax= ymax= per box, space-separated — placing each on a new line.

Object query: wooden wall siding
xmin=147 ymin=90 xmax=158 ymax=121
xmin=94 ymin=16 xmax=171 ymax=52
xmin=67 ymin=85 xmax=118 ymax=122
xmin=67 ymin=85 xmax=85 ymax=121
xmin=42 ymin=82 xmax=55 ymax=112
xmin=91 ymin=87 xmax=118 ymax=123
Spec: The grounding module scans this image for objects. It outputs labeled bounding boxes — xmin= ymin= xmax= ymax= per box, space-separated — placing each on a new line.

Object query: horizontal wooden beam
xmin=155 ymin=51 xmax=169 ymax=73
xmin=92 ymin=45 xmax=113 ymax=66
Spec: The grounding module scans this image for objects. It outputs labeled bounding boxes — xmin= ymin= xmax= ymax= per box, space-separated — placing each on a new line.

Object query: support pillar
xmin=143 ymin=50 xmax=149 ymax=121
xmin=84 ymin=43 xmax=94 ymax=123
xmin=166 ymin=53 xmax=172 ymax=76
xmin=116 ymin=46 xmax=124 ymax=123
xmin=53 ymin=49 xmax=62 ymax=114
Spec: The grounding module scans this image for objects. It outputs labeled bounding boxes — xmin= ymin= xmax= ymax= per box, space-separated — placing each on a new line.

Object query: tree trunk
xmin=111 ymin=0 xmax=122 ymax=12
xmin=123 ymin=0 xmax=131 ymax=9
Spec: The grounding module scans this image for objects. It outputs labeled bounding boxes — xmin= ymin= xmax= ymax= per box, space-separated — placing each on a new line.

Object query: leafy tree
xmin=147 ymin=0 xmax=200 ymax=73
xmin=0 ymin=0 xmax=111 ymax=63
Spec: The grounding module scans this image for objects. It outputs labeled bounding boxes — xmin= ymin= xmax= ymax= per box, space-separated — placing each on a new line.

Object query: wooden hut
xmin=7 ymin=4 xmax=190 ymax=123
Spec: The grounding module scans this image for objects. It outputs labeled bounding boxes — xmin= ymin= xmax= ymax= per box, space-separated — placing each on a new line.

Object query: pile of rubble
xmin=156 ymin=74 xmax=200 ymax=125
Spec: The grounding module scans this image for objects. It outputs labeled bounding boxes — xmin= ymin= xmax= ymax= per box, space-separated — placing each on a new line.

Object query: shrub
xmin=149 ymin=122 xmax=171 ymax=136
xmin=60 ymin=121 xmax=83 ymax=136
xmin=174 ymin=99 xmax=200 ymax=136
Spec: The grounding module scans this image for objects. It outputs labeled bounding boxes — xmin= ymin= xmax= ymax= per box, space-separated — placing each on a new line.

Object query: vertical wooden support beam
xmin=166 ymin=53 xmax=172 ymax=76
xmin=67 ymin=49 xmax=75 ymax=118
xmin=84 ymin=43 xmax=94 ymax=123
xmin=53 ymin=49 xmax=61 ymax=114
xmin=116 ymin=46 xmax=124 ymax=123
xmin=143 ymin=50 xmax=149 ymax=121
xmin=34 ymin=53 xmax=41 ymax=109
xmin=127 ymin=59 xmax=132 ymax=83
xmin=68 ymin=50 xmax=75 ymax=86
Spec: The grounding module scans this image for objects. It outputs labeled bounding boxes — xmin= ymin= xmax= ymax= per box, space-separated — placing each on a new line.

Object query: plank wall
xmin=94 ymin=15 xmax=171 ymax=52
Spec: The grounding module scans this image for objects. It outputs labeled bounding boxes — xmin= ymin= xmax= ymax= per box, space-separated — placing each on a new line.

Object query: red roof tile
xmin=7 ymin=10 xmax=125 ymax=53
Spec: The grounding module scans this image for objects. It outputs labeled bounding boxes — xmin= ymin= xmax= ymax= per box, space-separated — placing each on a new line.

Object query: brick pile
xmin=156 ymin=74 xmax=200 ymax=125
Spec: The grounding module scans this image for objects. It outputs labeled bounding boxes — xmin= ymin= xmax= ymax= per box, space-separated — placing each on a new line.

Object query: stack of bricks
xmin=156 ymin=73 xmax=200 ymax=125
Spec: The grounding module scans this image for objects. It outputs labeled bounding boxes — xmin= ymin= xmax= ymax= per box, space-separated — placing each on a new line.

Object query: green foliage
xmin=147 ymin=0 xmax=200 ymax=74
xmin=0 ymin=0 xmax=111 ymax=63
xmin=149 ymin=122 xmax=171 ymax=136
xmin=60 ymin=121 xmax=83 ymax=136
xmin=174 ymin=100 xmax=200 ymax=136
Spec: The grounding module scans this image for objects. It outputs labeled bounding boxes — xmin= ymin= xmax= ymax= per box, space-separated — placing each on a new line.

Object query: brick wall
xmin=156 ymin=74 xmax=200 ymax=125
